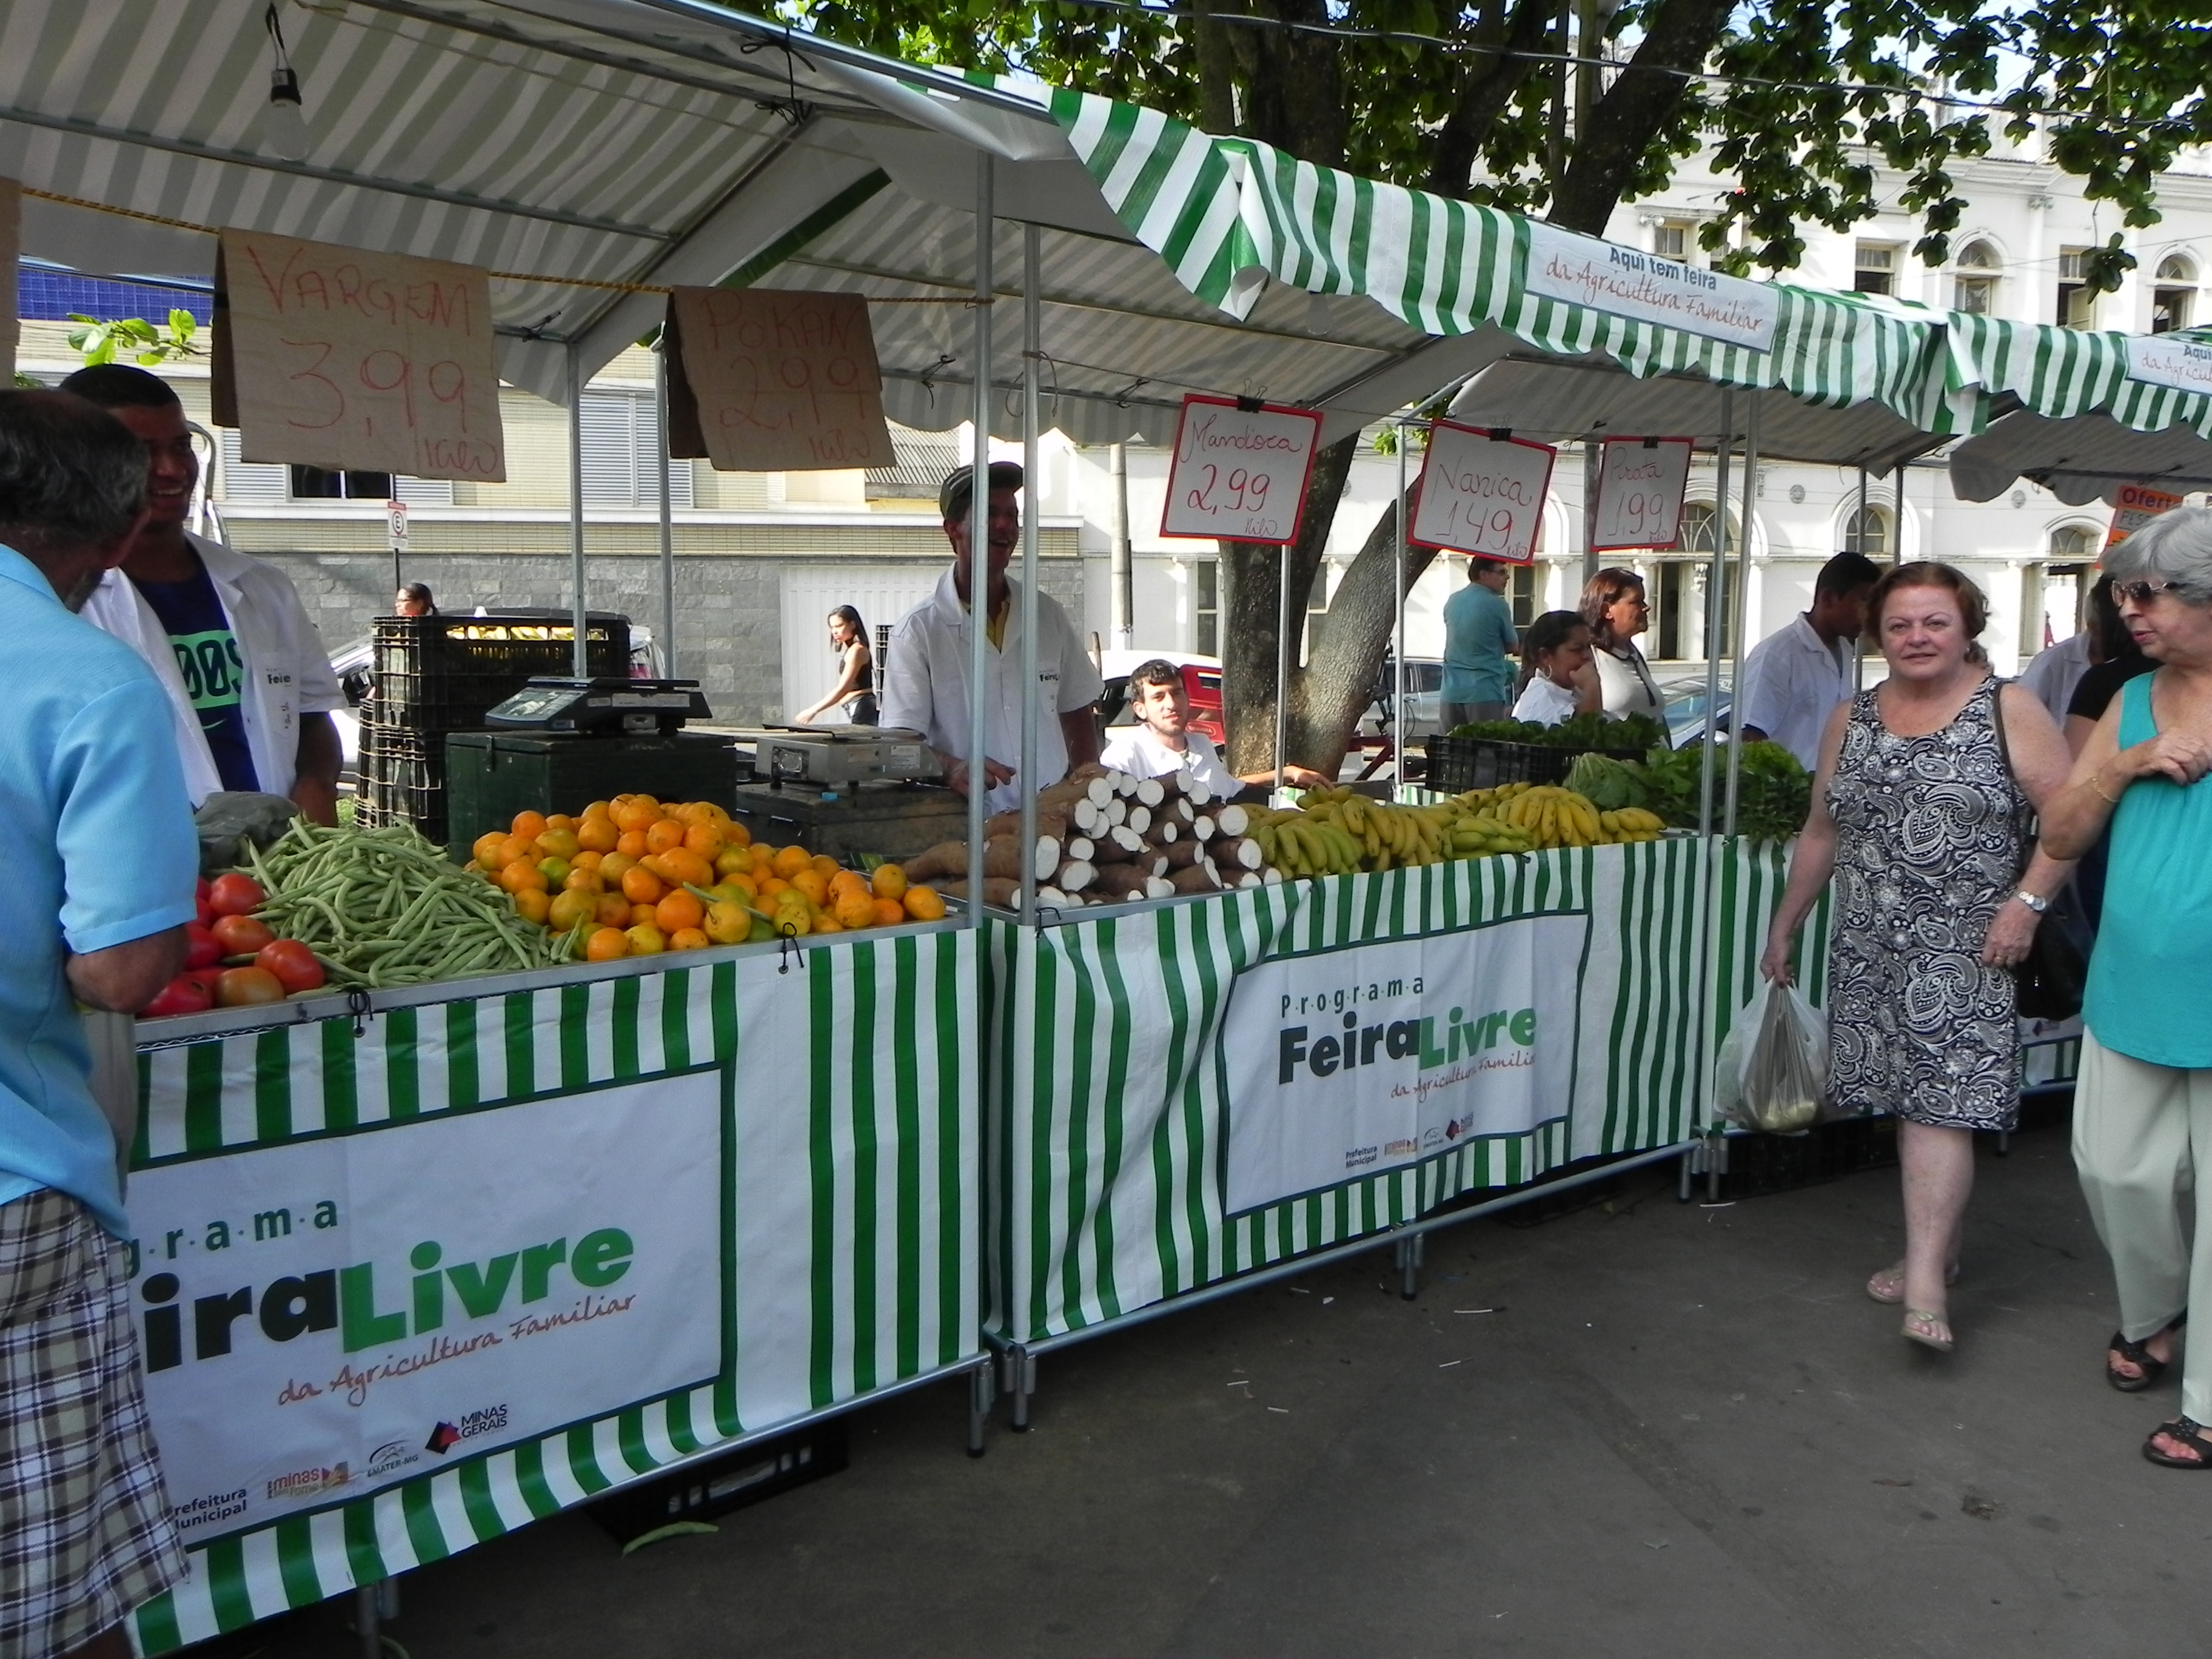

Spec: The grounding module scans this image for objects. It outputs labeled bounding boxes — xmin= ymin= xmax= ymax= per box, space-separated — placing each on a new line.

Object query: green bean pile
xmin=243 ymin=822 xmax=574 ymax=988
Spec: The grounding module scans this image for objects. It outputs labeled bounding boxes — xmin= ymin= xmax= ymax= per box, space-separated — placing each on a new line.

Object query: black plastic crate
xmin=1719 ymin=1114 xmax=1899 ymax=1201
xmin=358 ymin=721 xmax=447 ymax=841
xmin=586 ymin=1419 xmax=846 ymax=1547
xmin=1423 ymin=734 xmax=1644 ymax=794
xmin=372 ymin=613 xmax=629 ymax=732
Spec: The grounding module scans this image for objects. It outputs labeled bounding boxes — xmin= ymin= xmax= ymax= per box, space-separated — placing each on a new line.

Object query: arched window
xmin=1651 ymin=503 xmax=1740 ymax=660
xmin=2154 ymin=253 xmax=2196 ymax=335
xmin=1842 ymin=505 xmax=1892 ymax=561
xmin=1953 ymin=240 xmax=2000 ymax=315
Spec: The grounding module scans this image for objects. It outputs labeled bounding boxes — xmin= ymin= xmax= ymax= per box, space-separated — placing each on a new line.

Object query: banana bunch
xmin=1598 ymin=806 xmax=1666 ymax=843
xmin=1449 ymin=813 xmax=1533 ymax=857
xmin=1488 ymin=784 xmax=1610 ymax=850
xmin=1247 ymin=811 xmax=1367 ymax=877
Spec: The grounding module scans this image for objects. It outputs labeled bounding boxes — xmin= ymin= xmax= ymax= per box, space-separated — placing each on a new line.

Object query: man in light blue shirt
xmin=1441 ymin=557 xmax=1520 ymax=727
xmin=0 ymin=391 xmax=198 ymax=1659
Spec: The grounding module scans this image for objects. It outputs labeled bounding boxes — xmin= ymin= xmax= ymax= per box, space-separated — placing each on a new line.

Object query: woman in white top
xmin=1580 ymin=567 xmax=1665 ymax=722
xmin=1509 ymin=611 xmax=1604 ymax=726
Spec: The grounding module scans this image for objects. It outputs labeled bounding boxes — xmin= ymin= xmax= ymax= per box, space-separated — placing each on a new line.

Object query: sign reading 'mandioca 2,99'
xmin=130 ymin=1070 xmax=729 ymax=1543
xmin=1220 ymin=914 xmax=1584 ymax=1214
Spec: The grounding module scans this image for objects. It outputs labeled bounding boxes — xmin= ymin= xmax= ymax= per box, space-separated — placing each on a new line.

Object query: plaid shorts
xmin=0 ymin=1189 xmax=183 ymax=1658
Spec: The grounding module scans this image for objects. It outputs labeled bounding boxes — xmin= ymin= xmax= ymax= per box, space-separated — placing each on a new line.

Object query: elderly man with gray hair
xmin=0 ymin=391 xmax=199 ymax=1655
xmin=2042 ymin=506 xmax=2212 ymax=1470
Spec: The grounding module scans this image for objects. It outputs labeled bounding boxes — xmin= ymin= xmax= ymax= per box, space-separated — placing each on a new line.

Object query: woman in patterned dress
xmin=1761 ymin=564 xmax=2074 ymax=1352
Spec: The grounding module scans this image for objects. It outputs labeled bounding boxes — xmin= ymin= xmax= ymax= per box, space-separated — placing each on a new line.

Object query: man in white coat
xmin=61 ymin=367 xmax=344 ymax=823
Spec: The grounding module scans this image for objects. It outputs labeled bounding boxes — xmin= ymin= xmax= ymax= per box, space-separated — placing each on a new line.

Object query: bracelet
xmin=2088 ymin=767 xmax=2123 ymax=806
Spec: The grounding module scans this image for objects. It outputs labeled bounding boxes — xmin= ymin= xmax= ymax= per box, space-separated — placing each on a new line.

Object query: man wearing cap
xmin=880 ymin=462 xmax=1103 ymax=813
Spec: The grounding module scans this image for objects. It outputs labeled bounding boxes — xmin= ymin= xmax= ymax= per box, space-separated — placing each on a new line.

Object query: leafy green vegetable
xmin=1446 ymin=712 xmax=1667 ymax=752
xmin=1565 ymin=753 xmax=1649 ymax=811
xmin=1639 ymin=741 xmax=1810 ymax=843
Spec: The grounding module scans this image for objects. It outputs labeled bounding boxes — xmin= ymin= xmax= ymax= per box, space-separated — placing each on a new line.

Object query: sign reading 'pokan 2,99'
xmin=1219 ymin=915 xmax=1582 ymax=1215
xmin=1161 ymin=395 xmax=1324 ymax=546
xmin=665 ymin=287 xmax=893 ymax=472
xmin=1409 ymin=423 xmax=1557 ymax=562
xmin=128 ymin=1069 xmax=726 ymax=1543
xmin=212 ymin=231 xmax=504 ymax=481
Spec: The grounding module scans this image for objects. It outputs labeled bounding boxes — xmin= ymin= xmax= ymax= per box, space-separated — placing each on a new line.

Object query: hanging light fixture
xmin=262 ymin=4 xmax=310 ymax=161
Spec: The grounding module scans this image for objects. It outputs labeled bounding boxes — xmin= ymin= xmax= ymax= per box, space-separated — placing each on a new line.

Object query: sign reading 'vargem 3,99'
xmin=127 ymin=1070 xmax=728 ymax=1542
xmin=1219 ymin=916 xmax=1583 ymax=1214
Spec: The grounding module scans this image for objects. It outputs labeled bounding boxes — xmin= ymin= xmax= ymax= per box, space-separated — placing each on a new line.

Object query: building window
xmin=1507 ymin=562 xmax=1536 ymax=629
xmin=1195 ymin=558 xmax=1218 ymax=657
xmin=216 ymin=430 xmax=452 ymax=505
xmin=1842 ymin=504 xmax=1892 ymax=561
xmin=290 ymin=466 xmax=391 ymax=500
xmin=2154 ymin=253 xmax=2196 ymax=334
xmin=578 ymin=389 xmax=694 ymax=509
xmin=1952 ymin=240 xmax=2000 ymax=315
xmin=1653 ymin=219 xmax=1695 ymax=263
xmin=2057 ymin=247 xmax=2096 ymax=329
xmin=1651 ymin=503 xmax=1738 ymax=660
xmin=1300 ymin=560 xmax=1332 ymax=663
xmin=1854 ymin=243 xmax=1897 ymax=297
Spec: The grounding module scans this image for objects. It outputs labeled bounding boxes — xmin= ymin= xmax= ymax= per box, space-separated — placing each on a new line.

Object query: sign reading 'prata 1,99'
xmin=1409 ymin=423 xmax=1557 ymax=563
xmin=1161 ymin=395 xmax=1324 ymax=546
xmin=212 ymin=230 xmax=505 ymax=481
xmin=1590 ymin=437 xmax=1694 ymax=551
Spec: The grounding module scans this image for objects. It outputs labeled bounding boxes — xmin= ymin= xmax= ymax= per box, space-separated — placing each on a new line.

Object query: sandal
xmin=2107 ymin=1322 xmax=2182 ymax=1393
xmin=1901 ymin=1309 xmax=1954 ymax=1353
xmin=1866 ymin=1262 xmax=1960 ymax=1305
xmin=2142 ymin=1416 xmax=2212 ymax=1469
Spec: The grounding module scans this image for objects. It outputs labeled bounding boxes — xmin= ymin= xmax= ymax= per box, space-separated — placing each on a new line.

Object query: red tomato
xmin=206 ymin=874 xmax=266 ymax=918
xmin=183 ymin=922 xmax=222 ymax=970
xmin=195 ymin=877 xmax=215 ymax=928
xmin=141 ymin=974 xmax=214 ymax=1018
xmin=254 ymin=939 xmax=326 ymax=994
xmin=210 ymin=914 xmax=275 ymax=956
xmin=214 ymin=967 xmax=286 ymax=1007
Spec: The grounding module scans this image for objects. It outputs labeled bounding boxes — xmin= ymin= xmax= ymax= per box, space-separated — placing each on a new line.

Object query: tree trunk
xmin=1549 ymin=0 xmax=1734 ymax=233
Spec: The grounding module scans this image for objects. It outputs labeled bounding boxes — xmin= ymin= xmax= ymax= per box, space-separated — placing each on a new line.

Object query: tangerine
xmin=572 ymin=850 xmax=604 ymax=870
xmin=903 ymin=885 xmax=946 ymax=921
xmin=594 ymin=893 xmax=633 ymax=927
xmin=714 ymin=846 xmax=754 ymax=877
xmin=513 ymin=888 xmax=552 ymax=925
xmin=811 ymin=854 xmax=841 ymax=882
xmin=546 ymin=813 xmax=575 ymax=832
xmin=495 ymin=834 xmax=536 ymax=868
xmin=668 ymin=927 xmax=710 ymax=953
xmin=812 ymin=914 xmax=845 ymax=934
xmin=620 ymin=865 xmax=665 ymax=904
xmin=472 ymin=831 xmax=508 ymax=869
xmin=548 ymin=890 xmax=596 ymax=931
xmin=561 ymin=867 xmax=605 ymax=896
xmin=509 ymin=810 xmax=549 ymax=842
xmin=773 ymin=845 xmax=813 ymax=878
xmin=720 ymin=817 xmax=752 ymax=847
xmin=623 ymin=923 xmax=668 ymax=956
xmin=788 ymin=870 xmax=830 ymax=907
xmin=646 ymin=848 xmax=714 ymax=891
xmin=575 ymin=816 xmax=619 ymax=853
xmin=682 ymin=822 xmax=724 ymax=860
xmin=870 ymin=864 xmax=908 ymax=901
xmin=654 ymin=890 xmax=705 ymax=934
xmin=599 ymin=851 xmax=637 ymax=883
xmin=498 ymin=862 xmax=549 ymax=895
xmin=614 ymin=799 xmax=660 ymax=835
xmin=645 ymin=818 xmax=688 ymax=856
xmin=755 ymin=874 xmax=789 ymax=900
xmin=871 ymin=896 xmax=907 ymax=928
xmin=536 ymin=856 xmax=572 ymax=887
xmin=615 ymin=829 xmax=650 ymax=858
xmin=834 ymin=889 xmax=877 ymax=930
xmin=585 ymin=927 xmax=629 ymax=962
xmin=631 ymin=902 xmax=660 ymax=927
xmin=535 ymin=826 xmax=580 ymax=860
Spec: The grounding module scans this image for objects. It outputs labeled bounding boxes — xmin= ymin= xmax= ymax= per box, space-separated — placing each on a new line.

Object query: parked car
xmin=1367 ymin=657 xmax=1446 ymax=739
xmin=1653 ymin=666 xmax=1734 ymax=750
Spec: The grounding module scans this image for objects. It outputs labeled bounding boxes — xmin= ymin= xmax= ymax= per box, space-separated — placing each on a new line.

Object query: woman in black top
xmin=796 ymin=605 xmax=877 ymax=725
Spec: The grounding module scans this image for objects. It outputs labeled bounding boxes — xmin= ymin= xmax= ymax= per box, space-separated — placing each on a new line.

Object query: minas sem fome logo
xmin=136 ymin=1224 xmax=635 ymax=1370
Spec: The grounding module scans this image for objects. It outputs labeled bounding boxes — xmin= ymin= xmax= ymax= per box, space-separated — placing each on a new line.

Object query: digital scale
xmin=747 ymin=726 xmax=942 ymax=788
xmin=484 ymin=677 xmax=712 ymax=736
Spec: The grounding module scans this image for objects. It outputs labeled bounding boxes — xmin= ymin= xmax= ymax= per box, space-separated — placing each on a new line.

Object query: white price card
xmin=1161 ymin=395 xmax=1324 ymax=546
xmin=1409 ymin=423 xmax=1557 ymax=563
xmin=1591 ymin=437 xmax=1692 ymax=551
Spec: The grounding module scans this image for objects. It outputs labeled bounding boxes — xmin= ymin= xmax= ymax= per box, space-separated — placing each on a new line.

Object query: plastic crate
xmin=372 ymin=612 xmax=629 ymax=732
xmin=357 ymin=721 xmax=447 ymax=842
xmin=1719 ymin=1114 xmax=1899 ymax=1201
xmin=1423 ymin=734 xmax=1644 ymax=794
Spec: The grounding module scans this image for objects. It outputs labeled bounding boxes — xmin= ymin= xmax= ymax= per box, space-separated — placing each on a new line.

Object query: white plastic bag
xmin=1714 ymin=979 xmax=1829 ymax=1134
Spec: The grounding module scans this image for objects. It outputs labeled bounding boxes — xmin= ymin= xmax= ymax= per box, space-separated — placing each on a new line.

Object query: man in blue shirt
xmin=1441 ymin=557 xmax=1520 ymax=728
xmin=0 ymin=392 xmax=198 ymax=1659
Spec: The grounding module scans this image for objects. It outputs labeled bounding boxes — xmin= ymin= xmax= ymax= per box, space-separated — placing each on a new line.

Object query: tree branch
xmin=1547 ymin=0 xmax=1733 ymax=233
xmin=1423 ymin=0 xmax=1558 ymax=199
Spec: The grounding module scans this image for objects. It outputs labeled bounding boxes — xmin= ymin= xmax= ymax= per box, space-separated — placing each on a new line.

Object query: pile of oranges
xmin=465 ymin=796 xmax=943 ymax=963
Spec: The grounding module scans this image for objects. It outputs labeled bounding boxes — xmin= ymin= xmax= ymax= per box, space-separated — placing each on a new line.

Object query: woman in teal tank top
xmin=2042 ymin=506 xmax=2212 ymax=1471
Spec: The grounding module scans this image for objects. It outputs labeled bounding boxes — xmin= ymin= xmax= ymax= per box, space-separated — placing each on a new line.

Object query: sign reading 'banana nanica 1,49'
xmin=127 ymin=1070 xmax=727 ymax=1542
xmin=1218 ymin=914 xmax=1583 ymax=1215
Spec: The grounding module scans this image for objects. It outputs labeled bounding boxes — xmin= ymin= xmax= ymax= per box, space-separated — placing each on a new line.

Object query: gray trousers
xmin=1441 ymin=700 xmax=1507 ymax=730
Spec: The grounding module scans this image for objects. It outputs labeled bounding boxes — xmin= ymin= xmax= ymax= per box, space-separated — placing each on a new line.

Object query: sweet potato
xmin=903 ymin=840 xmax=970 ymax=882
xmin=939 ymin=876 xmax=1019 ymax=908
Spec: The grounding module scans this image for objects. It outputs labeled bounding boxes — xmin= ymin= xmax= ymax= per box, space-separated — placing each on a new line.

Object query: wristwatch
xmin=2011 ymin=888 xmax=2050 ymax=914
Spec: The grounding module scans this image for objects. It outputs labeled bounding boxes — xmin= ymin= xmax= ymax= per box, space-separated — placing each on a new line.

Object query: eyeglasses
xmin=2114 ymin=579 xmax=2189 ymax=605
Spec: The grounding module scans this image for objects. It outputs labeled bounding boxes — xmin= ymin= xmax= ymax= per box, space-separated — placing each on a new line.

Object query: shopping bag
xmin=1713 ymin=980 xmax=1829 ymax=1134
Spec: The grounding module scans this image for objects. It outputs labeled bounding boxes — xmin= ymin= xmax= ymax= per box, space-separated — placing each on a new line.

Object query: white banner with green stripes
xmin=124 ymin=933 xmax=977 ymax=1653
xmin=987 ymin=840 xmax=1798 ymax=1345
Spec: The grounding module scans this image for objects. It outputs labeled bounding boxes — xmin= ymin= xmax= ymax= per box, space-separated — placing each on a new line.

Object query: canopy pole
xmin=1722 ymin=396 xmax=1761 ymax=839
xmin=1854 ymin=464 xmax=1869 ymax=691
xmin=1393 ymin=420 xmax=1407 ymax=796
xmin=1017 ymin=223 xmax=1042 ymax=927
xmin=967 ymin=156 xmax=994 ymax=924
xmin=654 ymin=335 xmax=677 ymax=679
xmin=568 ymin=343 xmax=588 ymax=679
xmin=1695 ymin=392 xmax=1733 ymax=841
xmin=1273 ymin=541 xmax=1290 ymax=799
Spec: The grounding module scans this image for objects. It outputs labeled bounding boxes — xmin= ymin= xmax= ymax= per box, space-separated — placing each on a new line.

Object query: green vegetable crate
xmin=1424 ymin=732 xmax=1645 ymax=794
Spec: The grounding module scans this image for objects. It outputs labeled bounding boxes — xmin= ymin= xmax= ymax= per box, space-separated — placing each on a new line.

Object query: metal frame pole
xmin=1722 ymin=396 xmax=1760 ymax=839
xmin=1274 ymin=543 xmax=1290 ymax=797
xmin=1854 ymin=463 xmax=1869 ymax=690
xmin=567 ymin=343 xmax=589 ymax=679
xmin=1017 ymin=224 xmax=1042 ymax=925
xmin=966 ymin=156 xmax=994 ymax=917
xmin=654 ymin=334 xmax=677 ymax=678
xmin=1695 ymin=390 xmax=1732 ymax=842
xmin=1392 ymin=420 xmax=1407 ymax=794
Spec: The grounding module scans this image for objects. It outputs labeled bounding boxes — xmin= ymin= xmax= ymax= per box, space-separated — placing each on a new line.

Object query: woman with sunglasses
xmin=2041 ymin=510 xmax=2212 ymax=1469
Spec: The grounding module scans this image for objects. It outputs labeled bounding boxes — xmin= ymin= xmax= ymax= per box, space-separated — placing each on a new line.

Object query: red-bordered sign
xmin=1409 ymin=422 xmax=1557 ymax=563
xmin=1161 ymin=394 xmax=1325 ymax=548
xmin=1590 ymin=437 xmax=1692 ymax=551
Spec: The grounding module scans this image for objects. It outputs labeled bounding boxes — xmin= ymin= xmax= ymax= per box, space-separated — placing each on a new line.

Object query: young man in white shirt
xmin=1100 ymin=659 xmax=1329 ymax=794
xmin=1737 ymin=550 xmax=1882 ymax=768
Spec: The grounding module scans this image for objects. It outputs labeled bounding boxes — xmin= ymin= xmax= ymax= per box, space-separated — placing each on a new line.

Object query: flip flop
xmin=1866 ymin=1262 xmax=1959 ymax=1305
xmin=1901 ymin=1309 xmax=1954 ymax=1353
xmin=2143 ymin=1416 xmax=2212 ymax=1469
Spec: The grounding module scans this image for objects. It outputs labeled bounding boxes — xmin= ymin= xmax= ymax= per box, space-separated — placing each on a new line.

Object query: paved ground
xmin=213 ymin=1115 xmax=2208 ymax=1659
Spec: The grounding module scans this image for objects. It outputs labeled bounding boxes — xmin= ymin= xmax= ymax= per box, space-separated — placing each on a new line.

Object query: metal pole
xmin=1854 ymin=463 xmax=1869 ymax=690
xmin=654 ymin=335 xmax=677 ymax=678
xmin=1273 ymin=542 xmax=1290 ymax=797
xmin=1109 ymin=442 xmax=1133 ymax=652
xmin=1695 ymin=390 xmax=1732 ymax=840
xmin=567 ymin=344 xmax=589 ymax=679
xmin=1392 ymin=420 xmax=1407 ymax=794
xmin=967 ymin=157 xmax=994 ymax=919
xmin=1722 ymin=395 xmax=1760 ymax=839
xmin=1017 ymin=223 xmax=1042 ymax=925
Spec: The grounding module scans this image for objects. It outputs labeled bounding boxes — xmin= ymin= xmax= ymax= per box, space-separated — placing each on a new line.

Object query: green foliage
xmin=1564 ymin=751 xmax=1649 ymax=809
xmin=1638 ymin=739 xmax=1808 ymax=841
xmin=65 ymin=309 xmax=201 ymax=367
xmin=1449 ymin=710 xmax=1668 ymax=751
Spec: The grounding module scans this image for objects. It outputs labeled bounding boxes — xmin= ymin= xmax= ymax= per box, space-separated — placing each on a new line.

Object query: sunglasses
xmin=2113 ymin=579 xmax=2190 ymax=605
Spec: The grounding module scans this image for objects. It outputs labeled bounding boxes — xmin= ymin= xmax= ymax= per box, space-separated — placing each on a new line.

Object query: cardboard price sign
xmin=665 ymin=288 xmax=891 ymax=472
xmin=1591 ymin=438 xmax=1692 ymax=550
xmin=1160 ymin=395 xmax=1323 ymax=546
xmin=212 ymin=232 xmax=503 ymax=482
xmin=2106 ymin=482 xmax=2184 ymax=549
xmin=1409 ymin=423 xmax=1557 ymax=563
